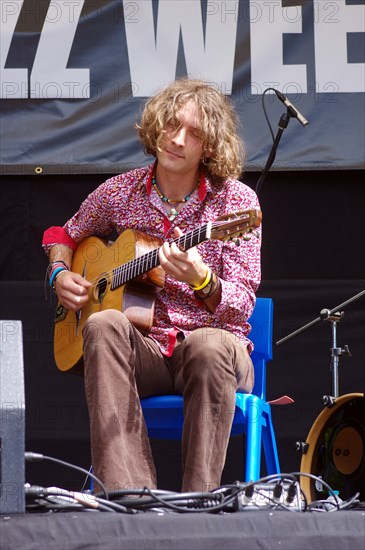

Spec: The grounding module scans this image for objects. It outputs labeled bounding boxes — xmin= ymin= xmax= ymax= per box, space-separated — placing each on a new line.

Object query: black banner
xmin=1 ymin=0 xmax=364 ymax=175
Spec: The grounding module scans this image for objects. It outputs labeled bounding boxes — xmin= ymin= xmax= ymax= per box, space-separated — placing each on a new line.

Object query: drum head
xmin=300 ymin=393 xmax=365 ymax=502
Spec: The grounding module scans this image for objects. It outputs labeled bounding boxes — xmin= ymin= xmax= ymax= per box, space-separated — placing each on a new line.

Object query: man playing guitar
xmin=43 ymin=78 xmax=261 ymax=493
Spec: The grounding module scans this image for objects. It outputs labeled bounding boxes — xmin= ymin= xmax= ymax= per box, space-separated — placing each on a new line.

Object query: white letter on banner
xmin=30 ymin=0 xmax=89 ymax=98
xmin=0 ymin=0 xmax=28 ymax=99
xmin=314 ymin=0 xmax=365 ymax=93
xmin=250 ymin=0 xmax=307 ymax=94
xmin=123 ymin=0 xmax=238 ymax=97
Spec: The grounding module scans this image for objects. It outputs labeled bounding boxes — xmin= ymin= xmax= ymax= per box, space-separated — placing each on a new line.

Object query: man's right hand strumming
xmin=53 ymin=270 xmax=91 ymax=311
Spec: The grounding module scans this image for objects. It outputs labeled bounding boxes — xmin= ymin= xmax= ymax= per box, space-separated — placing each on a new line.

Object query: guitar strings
xmin=84 ymin=224 xmax=211 ymax=288
xmin=112 ymin=224 xmax=210 ymax=289
xmin=82 ymin=215 xmax=251 ymax=289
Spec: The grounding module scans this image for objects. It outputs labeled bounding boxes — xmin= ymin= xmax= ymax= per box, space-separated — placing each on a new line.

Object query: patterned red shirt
xmin=43 ymin=163 xmax=261 ymax=355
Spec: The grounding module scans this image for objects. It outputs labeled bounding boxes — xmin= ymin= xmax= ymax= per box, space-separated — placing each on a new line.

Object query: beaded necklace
xmin=152 ymin=174 xmax=199 ymax=220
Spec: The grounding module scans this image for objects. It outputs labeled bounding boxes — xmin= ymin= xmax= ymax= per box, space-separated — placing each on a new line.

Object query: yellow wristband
xmin=189 ymin=267 xmax=212 ymax=291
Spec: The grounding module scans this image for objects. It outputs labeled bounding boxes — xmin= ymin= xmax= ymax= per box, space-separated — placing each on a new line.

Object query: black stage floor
xmin=1 ymin=508 xmax=364 ymax=550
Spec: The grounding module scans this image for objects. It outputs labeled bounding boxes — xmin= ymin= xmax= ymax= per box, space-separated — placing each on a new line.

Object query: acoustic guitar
xmin=53 ymin=209 xmax=261 ymax=374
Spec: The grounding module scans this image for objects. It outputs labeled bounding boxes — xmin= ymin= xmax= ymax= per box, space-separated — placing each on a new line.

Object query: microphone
xmin=274 ymin=89 xmax=309 ymax=127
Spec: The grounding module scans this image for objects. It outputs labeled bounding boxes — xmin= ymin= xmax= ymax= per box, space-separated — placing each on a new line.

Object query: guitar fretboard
xmin=111 ymin=222 xmax=212 ymax=290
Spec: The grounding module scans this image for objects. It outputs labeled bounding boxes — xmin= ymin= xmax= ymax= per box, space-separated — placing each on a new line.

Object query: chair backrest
xmin=248 ymin=297 xmax=273 ymax=401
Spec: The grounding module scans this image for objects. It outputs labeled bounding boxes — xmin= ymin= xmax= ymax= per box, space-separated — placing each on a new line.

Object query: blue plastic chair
xmin=141 ymin=297 xmax=280 ymax=482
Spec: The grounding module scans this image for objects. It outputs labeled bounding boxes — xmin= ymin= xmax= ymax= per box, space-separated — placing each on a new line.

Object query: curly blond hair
xmin=136 ymin=78 xmax=245 ymax=182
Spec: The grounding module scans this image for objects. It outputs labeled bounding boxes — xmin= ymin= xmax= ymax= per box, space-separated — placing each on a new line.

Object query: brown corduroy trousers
xmin=83 ymin=309 xmax=253 ymax=493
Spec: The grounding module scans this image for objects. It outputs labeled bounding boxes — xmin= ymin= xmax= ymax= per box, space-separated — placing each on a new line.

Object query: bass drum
xmin=300 ymin=393 xmax=365 ymax=503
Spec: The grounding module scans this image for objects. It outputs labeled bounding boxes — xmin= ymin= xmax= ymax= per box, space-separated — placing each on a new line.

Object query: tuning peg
xmin=234 ymin=239 xmax=240 ymax=246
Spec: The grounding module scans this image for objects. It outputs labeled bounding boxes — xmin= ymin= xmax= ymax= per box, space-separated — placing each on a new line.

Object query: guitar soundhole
xmin=96 ymin=277 xmax=108 ymax=303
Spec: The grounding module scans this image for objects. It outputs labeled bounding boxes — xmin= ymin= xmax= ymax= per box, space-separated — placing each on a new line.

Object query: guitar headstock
xmin=210 ymin=209 xmax=262 ymax=242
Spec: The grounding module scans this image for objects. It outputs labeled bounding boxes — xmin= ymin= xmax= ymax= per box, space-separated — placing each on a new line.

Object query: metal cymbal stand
xmin=276 ymin=290 xmax=365 ymax=402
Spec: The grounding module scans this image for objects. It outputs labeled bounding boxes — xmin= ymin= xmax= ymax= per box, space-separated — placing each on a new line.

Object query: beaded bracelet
xmin=189 ymin=267 xmax=212 ymax=291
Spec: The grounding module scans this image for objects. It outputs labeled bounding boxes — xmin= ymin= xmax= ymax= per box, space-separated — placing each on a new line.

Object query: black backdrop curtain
xmin=1 ymin=169 xmax=364 ymax=281
xmin=0 ymin=168 xmax=364 ymax=490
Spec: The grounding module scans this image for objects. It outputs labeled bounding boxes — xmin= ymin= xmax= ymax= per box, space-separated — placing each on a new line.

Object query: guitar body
xmin=54 ymin=229 xmax=165 ymax=374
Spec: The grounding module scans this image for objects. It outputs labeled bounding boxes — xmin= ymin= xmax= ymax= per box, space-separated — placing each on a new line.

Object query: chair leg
xmin=262 ymin=409 xmax=280 ymax=475
xmin=244 ymin=398 xmax=263 ymax=482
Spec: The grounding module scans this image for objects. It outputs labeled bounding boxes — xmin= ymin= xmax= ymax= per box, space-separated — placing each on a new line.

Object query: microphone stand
xmin=255 ymin=110 xmax=292 ymax=196
xmin=276 ymin=290 xmax=365 ymax=400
